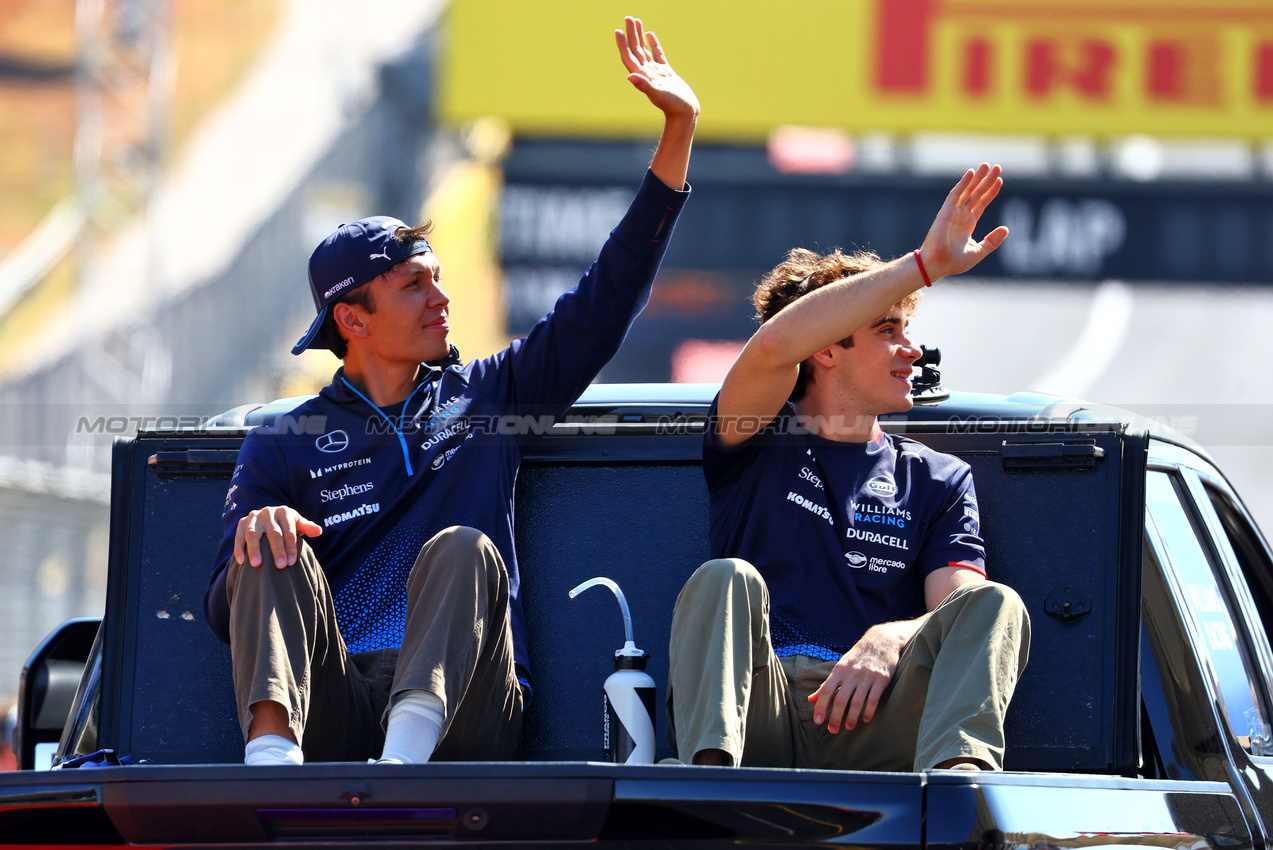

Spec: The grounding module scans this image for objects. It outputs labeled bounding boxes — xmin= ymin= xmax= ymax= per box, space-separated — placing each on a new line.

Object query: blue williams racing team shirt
xmin=702 ymin=398 xmax=986 ymax=661
xmin=204 ymin=169 xmax=689 ymax=682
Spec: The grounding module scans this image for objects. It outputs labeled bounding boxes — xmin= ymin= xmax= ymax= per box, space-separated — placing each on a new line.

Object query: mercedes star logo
xmin=316 ymin=430 xmax=350 ymax=453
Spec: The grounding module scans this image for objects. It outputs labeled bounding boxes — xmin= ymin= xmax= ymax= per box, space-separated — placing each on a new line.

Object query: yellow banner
xmin=439 ymin=0 xmax=1273 ymax=140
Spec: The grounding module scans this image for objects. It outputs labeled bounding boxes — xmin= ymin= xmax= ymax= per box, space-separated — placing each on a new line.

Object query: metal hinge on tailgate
xmin=1001 ymin=439 xmax=1105 ymax=470
xmin=148 ymin=449 xmax=240 ymax=475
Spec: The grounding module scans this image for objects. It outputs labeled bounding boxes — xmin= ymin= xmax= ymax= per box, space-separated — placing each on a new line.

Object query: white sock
xmin=379 ymin=689 xmax=445 ymax=764
xmin=244 ymin=734 xmax=304 ymax=766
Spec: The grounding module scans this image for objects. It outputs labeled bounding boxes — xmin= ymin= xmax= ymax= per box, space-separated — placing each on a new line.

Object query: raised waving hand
xmin=918 ymin=163 xmax=1009 ymax=281
xmin=614 ymin=16 xmax=698 ymax=190
xmin=615 ymin=16 xmax=699 ymax=119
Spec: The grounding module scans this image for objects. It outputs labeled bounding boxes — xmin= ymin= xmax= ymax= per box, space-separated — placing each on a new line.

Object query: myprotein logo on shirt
xmin=308 ymin=456 xmax=373 ymax=479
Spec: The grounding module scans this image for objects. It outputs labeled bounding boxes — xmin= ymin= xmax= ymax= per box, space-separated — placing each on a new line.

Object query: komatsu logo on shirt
xmin=786 ymin=491 xmax=833 ymax=525
xmin=323 ymin=501 xmax=380 ymax=527
xmin=320 ymin=481 xmax=374 ymax=503
xmin=309 ymin=456 xmax=373 ymax=478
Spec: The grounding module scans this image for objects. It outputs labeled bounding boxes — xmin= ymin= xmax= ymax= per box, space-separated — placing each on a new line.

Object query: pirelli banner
xmin=441 ymin=0 xmax=1273 ymax=139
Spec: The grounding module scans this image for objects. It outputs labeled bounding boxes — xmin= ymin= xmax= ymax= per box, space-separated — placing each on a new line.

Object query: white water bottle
xmin=568 ymin=577 xmax=656 ymax=764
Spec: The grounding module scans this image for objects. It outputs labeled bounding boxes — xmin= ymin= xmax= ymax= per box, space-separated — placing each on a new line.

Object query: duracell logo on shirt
xmin=845 ymin=526 xmax=909 ymax=550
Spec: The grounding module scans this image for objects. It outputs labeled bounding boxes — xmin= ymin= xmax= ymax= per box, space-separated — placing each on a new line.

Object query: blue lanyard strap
xmin=339 ymin=374 xmax=434 ymax=476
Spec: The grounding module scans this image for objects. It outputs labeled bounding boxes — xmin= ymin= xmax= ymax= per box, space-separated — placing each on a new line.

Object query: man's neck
xmin=792 ymin=392 xmax=882 ymax=443
xmin=340 ymin=356 xmax=422 ymax=409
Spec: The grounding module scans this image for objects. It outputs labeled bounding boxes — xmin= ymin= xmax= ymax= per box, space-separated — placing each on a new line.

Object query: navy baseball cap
xmin=291 ymin=215 xmax=433 ymax=355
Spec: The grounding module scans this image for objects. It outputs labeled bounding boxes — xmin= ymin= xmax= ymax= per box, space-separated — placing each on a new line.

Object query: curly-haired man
xmin=668 ymin=165 xmax=1031 ymax=772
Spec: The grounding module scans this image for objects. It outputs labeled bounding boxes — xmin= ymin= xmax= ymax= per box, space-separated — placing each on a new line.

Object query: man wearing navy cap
xmin=204 ymin=17 xmax=697 ymax=766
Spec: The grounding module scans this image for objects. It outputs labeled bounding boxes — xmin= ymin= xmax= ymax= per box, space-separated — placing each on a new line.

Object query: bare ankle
xmin=692 ymin=748 xmax=731 ymax=766
xmin=934 ymin=756 xmax=988 ymax=771
xmin=247 ymin=699 xmax=297 ymax=744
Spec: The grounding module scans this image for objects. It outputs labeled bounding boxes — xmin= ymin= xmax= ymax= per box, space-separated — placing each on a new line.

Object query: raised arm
xmin=615 ymin=16 xmax=699 ymax=190
xmin=716 ymin=164 xmax=1010 ymax=446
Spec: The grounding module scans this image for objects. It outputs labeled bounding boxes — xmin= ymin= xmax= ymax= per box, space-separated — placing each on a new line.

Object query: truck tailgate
xmin=1 ymin=762 xmax=924 ymax=846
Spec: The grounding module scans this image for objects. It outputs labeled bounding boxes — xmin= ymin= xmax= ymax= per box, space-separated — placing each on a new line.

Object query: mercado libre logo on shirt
xmin=866 ymin=476 xmax=897 ymax=496
xmin=845 ymin=551 xmax=868 ymax=569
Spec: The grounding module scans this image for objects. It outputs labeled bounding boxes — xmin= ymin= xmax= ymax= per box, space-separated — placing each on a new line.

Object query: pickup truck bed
xmin=6 ymin=383 xmax=1273 ymax=848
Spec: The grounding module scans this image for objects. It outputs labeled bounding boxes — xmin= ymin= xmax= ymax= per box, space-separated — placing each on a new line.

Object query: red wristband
xmin=913 ymin=249 xmax=932 ymax=287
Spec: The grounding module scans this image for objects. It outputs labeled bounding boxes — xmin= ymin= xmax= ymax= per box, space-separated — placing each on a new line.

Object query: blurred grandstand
xmin=2 ymin=0 xmax=1273 ymax=705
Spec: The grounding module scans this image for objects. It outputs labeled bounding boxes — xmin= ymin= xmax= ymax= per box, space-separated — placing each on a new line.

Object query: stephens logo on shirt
xmin=797 ymin=466 xmax=824 ymax=490
xmin=320 ymin=481 xmax=374 ymax=503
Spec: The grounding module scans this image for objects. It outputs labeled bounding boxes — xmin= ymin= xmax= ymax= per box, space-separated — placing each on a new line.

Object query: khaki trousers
xmin=667 ymin=559 xmax=1030 ymax=770
xmin=225 ymin=525 xmax=523 ymax=762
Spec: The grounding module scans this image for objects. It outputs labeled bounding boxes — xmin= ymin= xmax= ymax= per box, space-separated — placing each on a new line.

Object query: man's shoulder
xmin=248 ymin=395 xmax=333 ymax=437
xmin=702 ymin=400 xmax=798 ymax=480
xmin=889 ymin=434 xmax=972 ymax=478
xmin=238 ymin=393 xmax=364 ymax=464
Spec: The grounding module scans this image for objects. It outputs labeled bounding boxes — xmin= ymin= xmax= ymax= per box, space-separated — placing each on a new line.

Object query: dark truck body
xmin=6 ymin=382 xmax=1273 ymax=848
